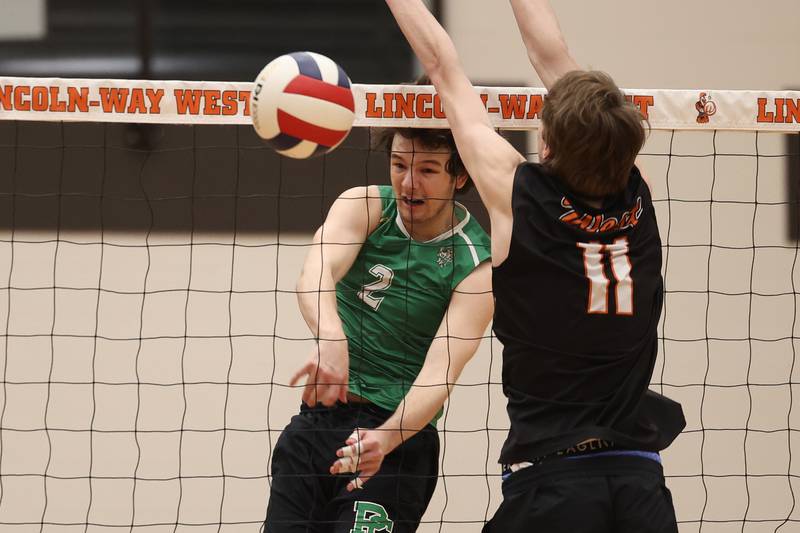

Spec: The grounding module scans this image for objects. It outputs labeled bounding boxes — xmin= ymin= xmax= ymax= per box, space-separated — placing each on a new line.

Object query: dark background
xmin=0 ymin=120 xmax=499 ymax=235
xmin=0 ymin=0 xmax=421 ymax=82
xmin=0 ymin=0 xmax=505 ymax=234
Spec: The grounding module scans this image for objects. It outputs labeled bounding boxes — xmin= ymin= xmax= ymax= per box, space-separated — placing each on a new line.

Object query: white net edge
xmin=0 ymin=76 xmax=797 ymax=132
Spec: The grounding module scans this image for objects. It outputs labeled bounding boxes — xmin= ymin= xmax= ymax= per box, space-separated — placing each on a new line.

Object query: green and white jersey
xmin=336 ymin=185 xmax=491 ymax=424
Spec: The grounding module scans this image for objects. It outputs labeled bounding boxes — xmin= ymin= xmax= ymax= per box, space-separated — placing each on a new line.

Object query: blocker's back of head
xmin=541 ymin=70 xmax=646 ymax=199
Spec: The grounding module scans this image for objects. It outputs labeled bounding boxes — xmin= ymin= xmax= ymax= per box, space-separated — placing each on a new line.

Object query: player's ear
xmin=454 ymin=172 xmax=469 ymax=191
xmin=538 ymin=126 xmax=551 ymax=161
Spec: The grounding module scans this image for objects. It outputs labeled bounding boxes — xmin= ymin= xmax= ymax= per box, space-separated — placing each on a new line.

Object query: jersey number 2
xmin=357 ymin=264 xmax=394 ymax=311
xmin=577 ymin=238 xmax=633 ymax=315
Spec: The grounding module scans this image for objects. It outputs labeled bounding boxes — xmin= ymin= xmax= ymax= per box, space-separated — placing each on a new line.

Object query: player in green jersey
xmin=264 ymin=124 xmax=493 ymax=532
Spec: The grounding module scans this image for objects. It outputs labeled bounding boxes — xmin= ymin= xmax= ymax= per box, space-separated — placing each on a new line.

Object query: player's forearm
xmin=385 ymin=0 xmax=460 ymax=85
xmin=377 ymin=385 xmax=447 ymax=452
xmin=509 ymin=0 xmax=579 ymax=88
xmin=376 ymin=338 xmax=479 ymax=452
xmin=296 ymin=261 xmax=346 ymax=341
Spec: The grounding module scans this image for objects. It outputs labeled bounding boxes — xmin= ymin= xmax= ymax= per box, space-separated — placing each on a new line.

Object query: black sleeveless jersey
xmin=492 ymin=162 xmax=685 ymax=464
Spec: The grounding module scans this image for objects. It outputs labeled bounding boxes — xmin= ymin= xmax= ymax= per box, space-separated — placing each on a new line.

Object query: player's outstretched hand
xmin=330 ymin=428 xmax=391 ymax=492
xmin=290 ymin=338 xmax=349 ymax=407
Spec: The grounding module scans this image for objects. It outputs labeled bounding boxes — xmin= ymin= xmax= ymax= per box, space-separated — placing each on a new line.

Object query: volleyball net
xmin=0 ymin=77 xmax=799 ymax=532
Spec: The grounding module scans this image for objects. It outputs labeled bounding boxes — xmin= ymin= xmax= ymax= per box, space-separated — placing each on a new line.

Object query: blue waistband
xmin=566 ymin=449 xmax=661 ymax=464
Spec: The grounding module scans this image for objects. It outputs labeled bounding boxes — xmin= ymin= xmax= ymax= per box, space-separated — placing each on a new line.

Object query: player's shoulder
xmin=339 ymin=185 xmax=391 ymax=209
xmin=511 ymin=161 xmax=562 ymax=199
xmin=332 ymin=185 xmax=384 ymax=232
xmin=629 ymin=165 xmax=653 ymax=198
xmin=337 ymin=184 xmax=383 ymax=202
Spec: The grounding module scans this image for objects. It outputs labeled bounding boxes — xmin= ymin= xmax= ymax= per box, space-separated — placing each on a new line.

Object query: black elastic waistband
xmin=298 ymin=401 xmax=403 ymax=424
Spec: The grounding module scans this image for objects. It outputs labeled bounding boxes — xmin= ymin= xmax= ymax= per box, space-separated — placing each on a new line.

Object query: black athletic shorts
xmin=483 ymin=454 xmax=678 ymax=533
xmin=264 ymin=402 xmax=439 ymax=533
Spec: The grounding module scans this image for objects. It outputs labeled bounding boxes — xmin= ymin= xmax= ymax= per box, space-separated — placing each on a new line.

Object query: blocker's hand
xmin=330 ymin=428 xmax=391 ymax=492
xmin=290 ymin=338 xmax=349 ymax=407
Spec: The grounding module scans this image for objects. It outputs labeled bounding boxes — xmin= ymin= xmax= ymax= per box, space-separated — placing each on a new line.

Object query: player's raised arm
xmin=292 ymin=186 xmax=382 ymax=406
xmin=385 ymin=0 xmax=523 ymax=262
xmin=329 ymin=261 xmax=493 ymax=491
xmin=509 ymin=0 xmax=580 ymax=89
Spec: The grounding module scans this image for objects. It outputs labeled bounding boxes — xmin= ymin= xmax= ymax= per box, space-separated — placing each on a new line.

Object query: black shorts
xmin=484 ymin=455 xmax=677 ymax=533
xmin=264 ymin=402 xmax=439 ymax=533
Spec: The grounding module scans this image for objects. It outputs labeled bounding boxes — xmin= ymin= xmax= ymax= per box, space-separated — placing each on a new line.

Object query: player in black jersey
xmin=386 ymin=0 xmax=686 ymax=531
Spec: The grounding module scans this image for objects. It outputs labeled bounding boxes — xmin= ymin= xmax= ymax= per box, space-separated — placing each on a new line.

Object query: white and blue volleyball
xmin=251 ymin=52 xmax=356 ymax=159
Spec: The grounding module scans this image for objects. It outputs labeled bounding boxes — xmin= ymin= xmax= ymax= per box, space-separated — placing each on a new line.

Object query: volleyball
xmin=251 ymin=51 xmax=356 ymax=159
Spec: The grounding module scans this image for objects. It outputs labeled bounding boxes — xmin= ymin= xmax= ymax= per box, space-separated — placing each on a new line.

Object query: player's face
xmin=389 ymin=135 xmax=467 ymax=241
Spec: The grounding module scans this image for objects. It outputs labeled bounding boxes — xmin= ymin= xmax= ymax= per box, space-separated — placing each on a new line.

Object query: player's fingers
xmin=346 ymin=475 xmax=369 ymax=492
xmin=331 ymin=453 xmax=363 ymax=474
xmin=331 ymin=450 xmax=382 ymax=476
xmin=334 ymin=443 xmax=382 ymax=474
xmin=319 ymin=384 xmax=339 ymax=407
xmin=331 ymin=450 xmax=372 ymax=474
xmin=354 ymin=454 xmax=380 ymax=474
xmin=338 ymin=443 xmax=356 ymax=458
xmin=343 ymin=429 xmax=363 ymax=448
xmin=336 ymin=446 xmax=364 ymax=464
xmin=301 ymin=379 xmax=319 ymax=406
xmin=338 ymin=439 xmax=363 ymax=458
xmin=338 ymin=384 xmax=348 ymax=404
xmin=290 ymin=362 xmax=316 ymax=388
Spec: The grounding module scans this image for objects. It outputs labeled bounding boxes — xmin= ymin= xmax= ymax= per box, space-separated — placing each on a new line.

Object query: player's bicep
xmin=447 ymin=260 xmax=493 ymax=335
xmin=453 ymin=123 xmax=523 ymax=220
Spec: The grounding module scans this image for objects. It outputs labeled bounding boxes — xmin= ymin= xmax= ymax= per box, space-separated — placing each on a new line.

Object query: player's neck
xmin=406 ymin=210 xmax=460 ymax=242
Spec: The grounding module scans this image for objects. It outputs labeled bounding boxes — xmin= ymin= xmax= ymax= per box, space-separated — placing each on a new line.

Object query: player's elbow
xmin=421 ymin=57 xmax=446 ymax=88
xmin=296 ymin=264 xmax=323 ymax=297
xmin=422 ymin=43 xmax=461 ymax=88
xmin=529 ymin=44 xmax=577 ymax=87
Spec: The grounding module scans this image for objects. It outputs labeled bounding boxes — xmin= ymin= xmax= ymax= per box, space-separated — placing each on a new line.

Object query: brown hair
xmin=373 ymin=74 xmax=472 ymax=195
xmin=541 ymin=70 xmax=646 ymax=198
xmin=374 ymin=127 xmax=472 ymax=194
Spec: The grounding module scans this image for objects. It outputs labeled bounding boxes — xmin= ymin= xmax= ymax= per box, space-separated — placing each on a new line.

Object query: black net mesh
xmin=0 ymin=120 xmax=798 ymax=531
